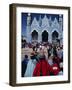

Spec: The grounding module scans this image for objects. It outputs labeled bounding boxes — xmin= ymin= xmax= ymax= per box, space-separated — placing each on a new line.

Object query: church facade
xmin=23 ymin=13 xmax=63 ymax=45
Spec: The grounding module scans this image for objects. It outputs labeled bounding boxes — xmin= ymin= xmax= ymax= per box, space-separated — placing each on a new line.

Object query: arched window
xmin=52 ymin=31 xmax=59 ymax=40
xmin=31 ymin=30 xmax=38 ymax=41
xmin=42 ymin=31 xmax=48 ymax=42
xmin=52 ymin=31 xmax=59 ymax=44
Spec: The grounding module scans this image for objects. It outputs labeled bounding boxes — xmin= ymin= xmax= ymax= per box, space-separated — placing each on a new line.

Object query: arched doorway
xmin=31 ymin=30 xmax=38 ymax=42
xmin=52 ymin=31 xmax=59 ymax=44
xmin=42 ymin=31 xmax=48 ymax=42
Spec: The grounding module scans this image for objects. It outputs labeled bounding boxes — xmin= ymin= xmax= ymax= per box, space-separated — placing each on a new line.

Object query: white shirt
xmin=24 ymin=59 xmax=36 ymax=77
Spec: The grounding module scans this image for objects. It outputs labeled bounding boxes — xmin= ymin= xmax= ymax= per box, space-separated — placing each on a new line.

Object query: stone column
xmin=59 ymin=32 xmax=63 ymax=45
xmin=26 ymin=13 xmax=31 ymax=43
xmin=48 ymin=33 xmax=52 ymax=43
xmin=38 ymin=33 xmax=42 ymax=43
xmin=26 ymin=26 xmax=31 ymax=43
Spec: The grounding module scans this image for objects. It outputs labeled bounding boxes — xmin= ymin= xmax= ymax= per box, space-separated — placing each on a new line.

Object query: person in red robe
xmin=33 ymin=55 xmax=52 ymax=76
xmin=47 ymin=53 xmax=60 ymax=75
xmin=33 ymin=53 xmax=60 ymax=76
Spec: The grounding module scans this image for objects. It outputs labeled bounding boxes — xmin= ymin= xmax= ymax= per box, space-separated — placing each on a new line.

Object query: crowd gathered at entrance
xmin=21 ymin=41 xmax=63 ymax=77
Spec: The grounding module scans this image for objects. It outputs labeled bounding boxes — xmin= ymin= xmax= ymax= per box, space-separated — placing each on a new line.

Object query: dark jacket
xmin=21 ymin=58 xmax=29 ymax=77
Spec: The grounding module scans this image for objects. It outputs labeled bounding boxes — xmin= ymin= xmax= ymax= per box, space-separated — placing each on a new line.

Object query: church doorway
xmin=31 ymin=30 xmax=38 ymax=42
xmin=52 ymin=31 xmax=59 ymax=44
xmin=42 ymin=31 xmax=48 ymax=42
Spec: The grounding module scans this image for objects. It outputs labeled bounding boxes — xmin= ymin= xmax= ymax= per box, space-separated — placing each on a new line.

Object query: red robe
xmin=33 ymin=59 xmax=52 ymax=76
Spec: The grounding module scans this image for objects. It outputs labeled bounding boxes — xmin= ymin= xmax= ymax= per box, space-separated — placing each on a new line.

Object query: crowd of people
xmin=21 ymin=41 xmax=63 ymax=77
